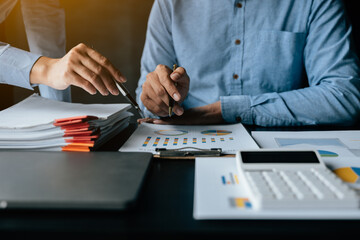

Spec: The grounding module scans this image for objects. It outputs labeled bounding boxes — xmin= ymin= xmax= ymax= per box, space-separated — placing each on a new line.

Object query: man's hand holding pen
xmin=140 ymin=64 xmax=190 ymax=117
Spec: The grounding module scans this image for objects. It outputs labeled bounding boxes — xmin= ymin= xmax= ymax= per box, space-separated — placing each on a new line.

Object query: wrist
xmin=206 ymin=101 xmax=224 ymax=123
xmin=29 ymin=56 xmax=53 ymax=85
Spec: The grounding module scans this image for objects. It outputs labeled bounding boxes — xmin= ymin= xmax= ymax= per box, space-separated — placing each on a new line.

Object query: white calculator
xmin=236 ymin=149 xmax=359 ymax=210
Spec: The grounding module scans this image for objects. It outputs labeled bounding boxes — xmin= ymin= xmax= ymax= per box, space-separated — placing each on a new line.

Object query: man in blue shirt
xmin=136 ymin=0 xmax=360 ymax=126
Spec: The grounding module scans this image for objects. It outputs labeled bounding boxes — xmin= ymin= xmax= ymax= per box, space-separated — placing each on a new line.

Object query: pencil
xmin=169 ymin=64 xmax=178 ymax=117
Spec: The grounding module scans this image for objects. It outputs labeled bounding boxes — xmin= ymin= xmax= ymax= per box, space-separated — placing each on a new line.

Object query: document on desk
xmin=194 ymin=157 xmax=360 ymax=219
xmin=252 ymin=130 xmax=360 ymax=190
xmin=119 ymin=123 xmax=259 ymax=155
xmin=0 ymin=94 xmax=132 ymax=151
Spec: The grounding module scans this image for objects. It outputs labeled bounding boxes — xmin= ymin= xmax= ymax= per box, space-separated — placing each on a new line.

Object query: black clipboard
xmin=154 ymin=147 xmax=232 ymax=159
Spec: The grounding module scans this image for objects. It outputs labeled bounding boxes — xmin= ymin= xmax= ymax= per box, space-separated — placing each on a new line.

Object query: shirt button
xmin=237 ymin=3 xmax=243 ymax=8
xmin=235 ymin=39 xmax=241 ymax=45
xmin=233 ymin=74 xmax=239 ymax=79
xmin=236 ymin=117 xmax=242 ymax=122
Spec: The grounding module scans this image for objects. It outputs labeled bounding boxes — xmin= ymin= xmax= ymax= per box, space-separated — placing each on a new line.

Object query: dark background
xmin=344 ymin=0 xmax=360 ymax=57
xmin=0 ymin=0 xmax=359 ymax=110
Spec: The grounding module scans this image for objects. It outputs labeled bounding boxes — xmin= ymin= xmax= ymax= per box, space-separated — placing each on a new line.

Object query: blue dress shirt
xmin=136 ymin=0 xmax=360 ymax=126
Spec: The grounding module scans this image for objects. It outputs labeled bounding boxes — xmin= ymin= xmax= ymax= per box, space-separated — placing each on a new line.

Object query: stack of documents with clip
xmin=0 ymin=94 xmax=132 ymax=152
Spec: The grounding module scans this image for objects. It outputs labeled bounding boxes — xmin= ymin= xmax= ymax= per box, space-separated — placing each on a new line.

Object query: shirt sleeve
xmin=135 ymin=0 xmax=176 ymax=118
xmin=0 ymin=42 xmax=40 ymax=89
xmin=221 ymin=0 xmax=360 ymax=126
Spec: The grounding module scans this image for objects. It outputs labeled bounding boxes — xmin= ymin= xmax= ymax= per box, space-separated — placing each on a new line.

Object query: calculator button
xmin=262 ymin=172 xmax=283 ymax=199
xmin=278 ymin=171 xmax=303 ymax=199
xmin=311 ymin=169 xmax=346 ymax=199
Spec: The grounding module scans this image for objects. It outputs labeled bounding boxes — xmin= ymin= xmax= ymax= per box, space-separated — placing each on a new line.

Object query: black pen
xmin=115 ymin=81 xmax=145 ymax=118
xmin=169 ymin=64 xmax=178 ymax=117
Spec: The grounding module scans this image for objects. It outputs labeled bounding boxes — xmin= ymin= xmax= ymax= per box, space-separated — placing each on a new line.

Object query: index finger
xmin=86 ymin=47 xmax=126 ymax=83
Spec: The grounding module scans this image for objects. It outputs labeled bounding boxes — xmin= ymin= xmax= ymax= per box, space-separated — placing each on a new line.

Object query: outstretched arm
xmin=0 ymin=42 xmax=126 ymax=95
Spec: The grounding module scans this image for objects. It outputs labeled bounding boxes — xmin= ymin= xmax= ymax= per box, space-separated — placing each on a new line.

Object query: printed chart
xmin=201 ymin=130 xmax=232 ymax=136
xmin=317 ymin=150 xmax=339 ymax=157
xmin=154 ymin=130 xmax=188 ymax=136
xmin=229 ymin=198 xmax=252 ymax=209
xmin=120 ymin=123 xmax=259 ymax=154
xmin=222 ymin=173 xmax=251 ymax=209
xmin=275 ymin=138 xmax=346 ymax=159
xmin=334 ymin=167 xmax=360 ymax=184
xmin=276 ymin=138 xmax=346 ymax=148
xmin=221 ymin=172 xmax=239 ymax=185
xmin=142 ymin=135 xmax=235 ymax=147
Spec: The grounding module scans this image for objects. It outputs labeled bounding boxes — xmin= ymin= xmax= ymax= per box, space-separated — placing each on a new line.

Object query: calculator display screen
xmin=241 ymin=151 xmax=320 ymax=164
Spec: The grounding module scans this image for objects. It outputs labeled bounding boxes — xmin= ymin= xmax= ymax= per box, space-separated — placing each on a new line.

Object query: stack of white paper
xmin=0 ymin=94 xmax=132 ymax=152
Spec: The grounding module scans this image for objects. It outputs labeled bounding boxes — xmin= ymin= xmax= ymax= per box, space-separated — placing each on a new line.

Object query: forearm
xmin=221 ymin=81 xmax=360 ymax=126
xmin=29 ymin=56 xmax=56 ymax=86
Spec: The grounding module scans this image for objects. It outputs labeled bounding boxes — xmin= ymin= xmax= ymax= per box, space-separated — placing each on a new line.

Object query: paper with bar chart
xmin=119 ymin=123 xmax=259 ymax=154
xmin=251 ymin=130 xmax=360 ymax=190
xmin=194 ymin=157 xmax=360 ymax=219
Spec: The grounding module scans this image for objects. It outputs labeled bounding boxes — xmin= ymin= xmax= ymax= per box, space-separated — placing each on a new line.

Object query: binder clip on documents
xmin=155 ymin=147 xmax=222 ymax=158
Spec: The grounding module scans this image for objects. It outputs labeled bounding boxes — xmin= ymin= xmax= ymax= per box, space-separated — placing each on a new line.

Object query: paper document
xmin=252 ymin=130 xmax=360 ymax=190
xmin=119 ymin=123 xmax=259 ymax=154
xmin=194 ymin=157 xmax=360 ymax=219
xmin=0 ymin=93 xmax=131 ymax=128
xmin=0 ymin=94 xmax=132 ymax=151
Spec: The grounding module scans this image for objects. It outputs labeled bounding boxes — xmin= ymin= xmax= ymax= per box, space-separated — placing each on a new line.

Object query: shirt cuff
xmin=0 ymin=45 xmax=41 ymax=90
xmin=220 ymin=95 xmax=254 ymax=124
